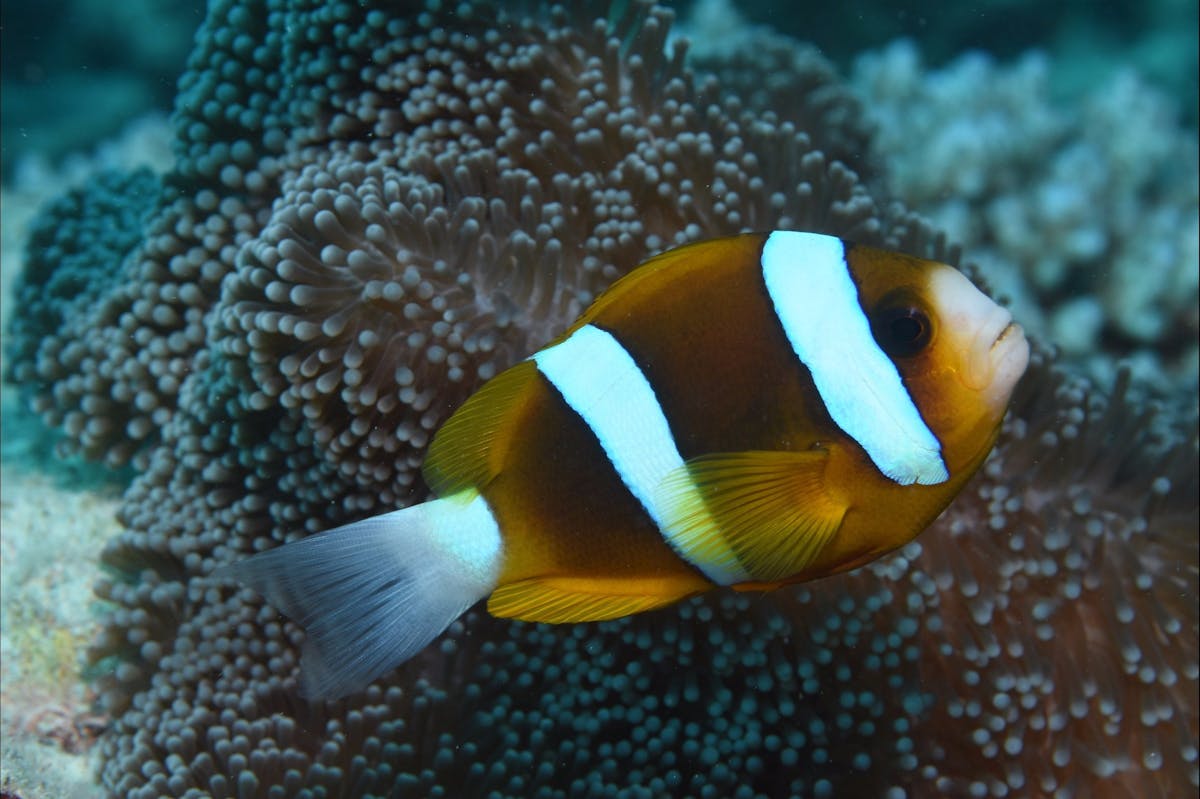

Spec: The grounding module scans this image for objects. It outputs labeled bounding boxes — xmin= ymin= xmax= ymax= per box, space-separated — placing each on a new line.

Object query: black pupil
xmin=890 ymin=314 xmax=924 ymax=343
xmin=875 ymin=306 xmax=930 ymax=357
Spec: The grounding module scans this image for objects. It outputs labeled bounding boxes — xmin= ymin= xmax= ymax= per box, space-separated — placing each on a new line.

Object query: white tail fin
xmin=224 ymin=491 xmax=502 ymax=699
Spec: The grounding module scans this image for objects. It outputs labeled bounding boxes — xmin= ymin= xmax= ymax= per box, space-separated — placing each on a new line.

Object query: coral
xmin=681 ymin=0 xmax=1199 ymax=125
xmin=852 ymin=41 xmax=1200 ymax=394
xmin=676 ymin=3 xmax=875 ymax=181
xmin=902 ymin=356 xmax=1198 ymax=795
xmin=3 ymin=168 xmax=165 ymax=466
xmin=3 ymin=0 xmax=881 ymax=476
xmin=91 ymin=358 xmax=1200 ymax=798
xmin=72 ymin=0 xmax=899 ymax=712
xmin=3 ymin=0 xmax=1196 ymax=797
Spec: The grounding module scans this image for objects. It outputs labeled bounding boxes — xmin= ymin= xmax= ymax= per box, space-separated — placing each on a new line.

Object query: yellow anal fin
xmin=658 ymin=450 xmax=848 ymax=584
xmin=488 ymin=575 xmax=706 ymax=623
xmin=422 ymin=360 xmax=539 ymax=496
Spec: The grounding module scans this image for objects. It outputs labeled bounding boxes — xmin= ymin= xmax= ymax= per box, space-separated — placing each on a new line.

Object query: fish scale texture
xmin=3 ymin=0 xmax=1196 ymax=797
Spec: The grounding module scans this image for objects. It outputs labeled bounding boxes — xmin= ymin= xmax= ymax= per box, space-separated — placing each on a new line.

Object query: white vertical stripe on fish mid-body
xmin=531 ymin=324 xmax=752 ymax=585
xmin=760 ymin=231 xmax=949 ymax=486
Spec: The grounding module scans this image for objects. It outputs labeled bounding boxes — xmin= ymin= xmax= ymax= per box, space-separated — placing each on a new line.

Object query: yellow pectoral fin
xmin=657 ymin=450 xmax=848 ymax=583
xmin=488 ymin=574 xmax=707 ymax=623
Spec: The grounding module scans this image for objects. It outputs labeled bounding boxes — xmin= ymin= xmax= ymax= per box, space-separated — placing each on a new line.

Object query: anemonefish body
xmin=228 ymin=231 xmax=1029 ymax=698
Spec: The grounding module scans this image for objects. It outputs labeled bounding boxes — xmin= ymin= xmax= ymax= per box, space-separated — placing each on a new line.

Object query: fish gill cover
xmin=2 ymin=1 xmax=1196 ymax=797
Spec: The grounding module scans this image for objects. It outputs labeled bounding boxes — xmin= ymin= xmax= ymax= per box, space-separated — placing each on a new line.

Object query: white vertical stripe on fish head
xmin=532 ymin=324 xmax=751 ymax=585
xmin=760 ymin=231 xmax=948 ymax=486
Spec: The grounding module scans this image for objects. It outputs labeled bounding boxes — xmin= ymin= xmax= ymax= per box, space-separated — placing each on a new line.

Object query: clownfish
xmin=227 ymin=230 xmax=1029 ymax=699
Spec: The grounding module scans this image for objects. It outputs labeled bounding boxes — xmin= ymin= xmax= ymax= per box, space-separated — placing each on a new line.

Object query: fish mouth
xmin=991 ymin=319 xmax=1029 ymax=374
xmin=965 ymin=308 xmax=1029 ymax=396
xmin=984 ymin=308 xmax=1015 ymax=350
xmin=926 ymin=265 xmax=1029 ymax=400
xmin=992 ymin=320 xmax=1019 ymax=348
xmin=982 ymin=319 xmax=1029 ymax=409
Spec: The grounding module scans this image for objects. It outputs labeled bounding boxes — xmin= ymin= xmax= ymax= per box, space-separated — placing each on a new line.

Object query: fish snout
xmin=984 ymin=316 xmax=1029 ymax=404
xmin=928 ymin=266 xmax=1028 ymax=397
xmin=964 ymin=303 xmax=1029 ymax=405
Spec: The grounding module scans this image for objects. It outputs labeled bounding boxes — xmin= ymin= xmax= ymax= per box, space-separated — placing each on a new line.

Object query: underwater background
xmin=1 ymin=1 xmax=1196 ymax=797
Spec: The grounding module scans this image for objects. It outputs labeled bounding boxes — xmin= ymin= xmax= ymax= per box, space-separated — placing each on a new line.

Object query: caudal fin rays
xmin=222 ymin=493 xmax=501 ymax=700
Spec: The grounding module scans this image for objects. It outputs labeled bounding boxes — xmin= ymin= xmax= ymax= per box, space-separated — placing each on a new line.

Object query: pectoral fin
xmin=657 ymin=450 xmax=848 ymax=583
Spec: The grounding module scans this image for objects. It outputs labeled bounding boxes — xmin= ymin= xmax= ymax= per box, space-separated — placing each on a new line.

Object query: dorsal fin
xmin=422 ymin=360 xmax=539 ymax=496
xmin=569 ymin=234 xmax=766 ymax=331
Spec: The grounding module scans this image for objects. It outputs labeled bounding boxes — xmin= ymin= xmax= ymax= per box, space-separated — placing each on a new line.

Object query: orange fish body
xmin=229 ymin=231 xmax=1029 ymax=698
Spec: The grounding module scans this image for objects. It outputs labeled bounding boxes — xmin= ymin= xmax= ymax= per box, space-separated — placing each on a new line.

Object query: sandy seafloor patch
xmin=1 ymin=116 xmax=172 ymax=799
xmin=0 ymin=454 xmax=118 ymax=799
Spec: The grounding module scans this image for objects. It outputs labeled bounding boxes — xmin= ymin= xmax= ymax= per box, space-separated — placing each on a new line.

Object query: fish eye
xmin=872 ymin=304 xmax=932 ymax=358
